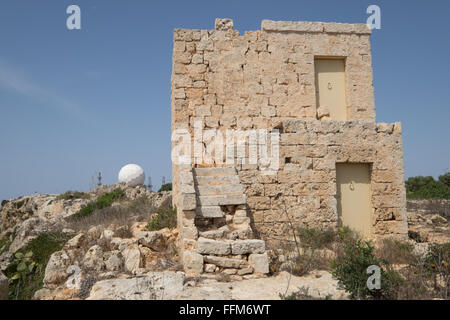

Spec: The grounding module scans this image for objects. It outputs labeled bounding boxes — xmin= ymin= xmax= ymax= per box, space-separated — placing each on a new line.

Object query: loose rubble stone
xmin=43 ymin=250 xmax=72 ymax=288
xmin=138 ymin=231 xmax=166 ymax=251
xmin=104 ymin=251 xmax=124 ymax=271
xmin=111 ymin=238 xmax=135 ymax=251
xmin=122 ymin=244 xmax=142 ymax=274
xmin=83 ymin=245 xmax=105 ymax=271
xmin=65 ymin=233 xmax=86 ymax=250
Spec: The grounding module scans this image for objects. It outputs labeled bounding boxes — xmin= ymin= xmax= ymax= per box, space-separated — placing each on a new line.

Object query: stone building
xmin=170 ymin=19 xmax=408 ymax=274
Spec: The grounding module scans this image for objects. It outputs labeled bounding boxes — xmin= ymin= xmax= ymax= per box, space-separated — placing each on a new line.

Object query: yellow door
xmin=314 ymin=59 xmax=347 ymax=120
xmin=336 ymin=163 xmax=372 ymax=238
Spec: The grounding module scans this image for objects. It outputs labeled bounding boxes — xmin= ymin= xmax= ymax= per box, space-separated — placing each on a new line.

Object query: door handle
xmin=349 ymin=181 xmax=355 ymax=191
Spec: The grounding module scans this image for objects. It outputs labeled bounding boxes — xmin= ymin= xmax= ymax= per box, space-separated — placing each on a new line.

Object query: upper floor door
xmin=314 ymin=58 xmax=347 ymax=121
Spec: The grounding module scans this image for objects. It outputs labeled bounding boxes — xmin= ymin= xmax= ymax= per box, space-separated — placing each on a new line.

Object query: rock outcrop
xmin=87 ymin=271 xmax=185 ymax=300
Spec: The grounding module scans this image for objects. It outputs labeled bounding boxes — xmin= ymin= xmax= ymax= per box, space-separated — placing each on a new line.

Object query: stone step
xmin=203 ymin=255 xmax=247 ymax=268
xmin=194 ymin=167 xmax=237 ymax=176
xmin=196 ymin=238 xmax=266 ymax=255
xmin=197 ymin=184 xmax=244 ymax=196
xmin=194 ymin=175 xmax=240 ymax=186
xmin=196 ymin=206 xmax=224 ymax=218
xmin=197 ymin=194 xmax=246 ymax=206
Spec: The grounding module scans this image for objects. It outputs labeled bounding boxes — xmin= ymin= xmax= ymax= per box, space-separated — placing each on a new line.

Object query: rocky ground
xmin=0 ymin=186 xmax=448 ymax=300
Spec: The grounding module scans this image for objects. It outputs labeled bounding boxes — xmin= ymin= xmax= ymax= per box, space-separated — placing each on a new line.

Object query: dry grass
xmin=375 ymin=238 xmax=416 ymax=265
xmin=67 ymin=195 xmax=157 ymax=234
xmin=267 ymin=227 xmax=342 ymax=276
xmin=271 ymin=220 xmax=450 ymax=300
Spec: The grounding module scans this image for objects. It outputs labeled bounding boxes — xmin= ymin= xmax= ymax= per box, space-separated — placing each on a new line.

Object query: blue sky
xmin=0 ymin=0 xmax=449 ymax=201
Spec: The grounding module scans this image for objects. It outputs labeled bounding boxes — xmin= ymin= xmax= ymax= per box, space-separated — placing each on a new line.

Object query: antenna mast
xmin=147 ymin=176 xmax=152 ymax=191
xmin=97 ymin=172 xmax=102 ymax=187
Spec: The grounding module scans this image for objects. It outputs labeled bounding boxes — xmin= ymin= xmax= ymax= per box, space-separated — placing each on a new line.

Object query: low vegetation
xmin=56 ymin=191 xmax=90 ymax=201
xmin=68 ymin=193 xmax=157 ymax=235
xmin=158 ymin=183 xmax=172 ymax=192
xmin=375 ymin=238 xmax=416 ymax=265
xmin=330 ymin=230 xmax=403 ymax=300
xmin=272 ymin=222 xmax=450 ymax=300
xmin=279 ymin=286 xmax=332 ymax=300
xmin=406 ymin=173 xmax=450 ymax=199
xmin=71 ymin=189 xmax=125 ymax=220
xmin=146 ymin=201 xmax=177 ymax=231
xmin=5 ymin=232 xmax=70 ymax=300
xmin=424 ymin=243 xmax=450 ymax=298
xmin=0 ymin=237 xmax=10 ymax=255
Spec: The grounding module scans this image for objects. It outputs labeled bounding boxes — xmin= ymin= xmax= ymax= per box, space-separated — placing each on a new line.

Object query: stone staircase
xmin=194 ymin=167 xmax=245 ymax=218
xmin=186 ymin=166 xmax=269 ymax=276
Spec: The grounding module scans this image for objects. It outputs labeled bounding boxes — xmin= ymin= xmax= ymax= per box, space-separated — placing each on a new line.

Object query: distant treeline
xmin=406 ymin=172 xmax=450 ymax=199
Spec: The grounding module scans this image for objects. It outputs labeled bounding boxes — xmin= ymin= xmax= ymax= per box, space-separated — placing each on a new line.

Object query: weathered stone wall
xmin=171 ymin=19 xmax=374 ymax=134
xmin=241 ymin=120 xmax=408 ymax=239
xmin=171 ymin=19 xmax=407 ymax=241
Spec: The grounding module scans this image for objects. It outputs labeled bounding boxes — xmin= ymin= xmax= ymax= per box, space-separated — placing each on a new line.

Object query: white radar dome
xmin=118 ymin=164 xmax=145 ymax=186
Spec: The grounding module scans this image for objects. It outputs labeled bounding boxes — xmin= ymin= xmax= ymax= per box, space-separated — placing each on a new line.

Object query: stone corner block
xmin=181 ymin=193 xmax=197 ymax=211
xmin=180 ymin=171 xmax=194 ymax=185
xmin=248 ymin=253 xmax=269 ymax=274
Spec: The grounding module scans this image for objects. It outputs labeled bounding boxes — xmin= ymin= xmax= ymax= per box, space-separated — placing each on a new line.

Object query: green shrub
xmin=71 ymin=189 xmax=124 ymax=220
xmin=9 ymin=251 xmax=36 ymax=284
xmin=330 ymin=232 xmax=403 ymax=300
xmin=439 ymin=173 xmax=450 ymax=188
xmin=15 ymin=200 xmax=25 ymax=209
xmin=424 ymin=242 xmax=450 ymax=297
xmin=56 ymin=191 xmax=90 ymax=201
xmin=5 ymin=232 xmax=69 ymax=300
xmin=158 ymin=183 xmax=172 ymax=192
xmin=146 ymin=205 xmax=177 ymax=231
xmin=405 ymin=174 xmax=450 ymax=199
xmin=0 ymin=237 xmax=11 ymax=255
xmin=280 ymin=227 xmax=338 ymax=276
xmin=1 ymin=199 xmax=8 ymax=208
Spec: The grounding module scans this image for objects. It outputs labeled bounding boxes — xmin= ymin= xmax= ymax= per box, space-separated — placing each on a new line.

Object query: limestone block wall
xmin=240 ymin=120 xmax=408 ymax=240
xmin=171 ymin=19 xmax=407 ymax=241
xmin=171 ymin=19 xmax=375 ymax=136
